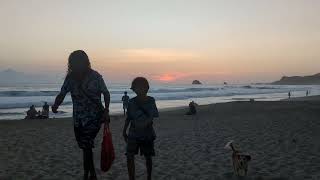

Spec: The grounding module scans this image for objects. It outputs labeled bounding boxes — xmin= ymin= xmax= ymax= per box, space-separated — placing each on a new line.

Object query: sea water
xmin=0 ymin=83 xmax=319 ymax=120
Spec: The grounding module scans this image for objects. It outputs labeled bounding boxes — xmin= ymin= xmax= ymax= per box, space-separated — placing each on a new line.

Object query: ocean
xmin=0 ymin=83 xmax=319 ymax=120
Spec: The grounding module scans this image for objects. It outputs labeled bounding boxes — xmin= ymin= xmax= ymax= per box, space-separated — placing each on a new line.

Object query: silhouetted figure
xmin=122 ymin=77 xmax=159 ymax=180
xmin=186 ymin=101 xmax=197 ymax=115
xmin=288 ymin=91 xmax=291 ymax=99
xmin=306 ymin=90 xmax=309 ymax=97
xmin=25 ymin=105 xmax=37 ymax=119
xmin=40 ymin=102 xmax=49 ymax=118
xmin=122 ymin=91 xmax=130 ymax=116
xmin=52 ymin=50 xmax=110 ymax=180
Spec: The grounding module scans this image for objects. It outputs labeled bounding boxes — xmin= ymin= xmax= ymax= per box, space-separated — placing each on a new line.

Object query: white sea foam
xmin=0 ymin=83 xmax=319 ymax=120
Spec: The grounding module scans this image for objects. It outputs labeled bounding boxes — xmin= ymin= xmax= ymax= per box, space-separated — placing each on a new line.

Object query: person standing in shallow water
xmin=52 ymin=50 xmax=110 ymax=180
xmin=122 ymin=91 xmax=130 ymax=116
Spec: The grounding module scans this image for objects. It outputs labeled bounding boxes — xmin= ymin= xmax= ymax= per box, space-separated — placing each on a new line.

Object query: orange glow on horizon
xmin=158 ymin=74 xmax=176 ymax=82
xmin=154 ymin=73 xmax=189 ymax=82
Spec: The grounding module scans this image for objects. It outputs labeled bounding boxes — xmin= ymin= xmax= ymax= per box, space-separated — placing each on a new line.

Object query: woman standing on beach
xmin=52 ymin=50 xmax=110 ymax=180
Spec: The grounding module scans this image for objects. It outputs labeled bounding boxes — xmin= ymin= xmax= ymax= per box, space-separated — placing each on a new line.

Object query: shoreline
xmin=2 ymin=95 xmax=320 ymax=121
xmin=281 ymin=95 xmax=320 ymax=101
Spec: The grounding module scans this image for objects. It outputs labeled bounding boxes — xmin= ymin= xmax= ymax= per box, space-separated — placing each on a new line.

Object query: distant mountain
xmin=0 ymin=69 xmax=61 ymax=84
xmin=272 ymin=73 xmax=320 ymax=85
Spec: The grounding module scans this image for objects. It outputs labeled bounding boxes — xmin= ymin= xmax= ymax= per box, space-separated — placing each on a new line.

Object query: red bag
xmin=100 ymin=126 xmax=115 ymax=172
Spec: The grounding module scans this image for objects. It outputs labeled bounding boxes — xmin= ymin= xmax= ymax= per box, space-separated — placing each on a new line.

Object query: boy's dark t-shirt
xmin=126 ymin=96 xmax=159 ymax=140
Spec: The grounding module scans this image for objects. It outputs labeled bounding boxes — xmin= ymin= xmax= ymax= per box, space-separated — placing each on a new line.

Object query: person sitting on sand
xmin=25 ymin=105 xmax=38 ymax=119
xmin=37 ymin=110 xmax=41 ymax=117
xmin=186 ymin=101 xmax=198 ymax=115
xmin=122 ymin=91 xmax=130 ymax=116
xmin=41 ymin=102 xmax=50 ymax=118
xmin=52 ymin=50 xmax=110 ymax=180
xmin=123 ymin=77 xmax=159 ymax=180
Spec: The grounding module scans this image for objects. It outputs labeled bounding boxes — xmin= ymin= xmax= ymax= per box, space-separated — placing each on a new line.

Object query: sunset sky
xmin=0 ymin=0 xmax=319 ymax=84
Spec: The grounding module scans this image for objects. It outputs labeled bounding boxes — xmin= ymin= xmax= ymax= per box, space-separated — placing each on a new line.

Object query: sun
xmin=154 ymin=73 xmax=188 ymax=82
xmin=158 ymin=74 xmax=176 ymax=82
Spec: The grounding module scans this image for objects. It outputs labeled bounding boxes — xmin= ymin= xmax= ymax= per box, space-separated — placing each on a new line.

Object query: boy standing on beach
xmin=122 ymin=77 xmax=159 ymax=180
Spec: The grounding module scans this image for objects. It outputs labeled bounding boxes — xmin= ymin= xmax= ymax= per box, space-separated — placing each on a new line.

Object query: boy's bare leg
xmin=145 ymin=156 xmax=152 ymax=180
xmin=127 ymin=156 xmax=135 ymax=180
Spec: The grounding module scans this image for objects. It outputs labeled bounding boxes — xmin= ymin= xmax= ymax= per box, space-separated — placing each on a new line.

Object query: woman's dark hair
xmin=67 ymin=50 xmax=91 ymax=80
xmin=131 ymin=77 xmax=150 ymax=92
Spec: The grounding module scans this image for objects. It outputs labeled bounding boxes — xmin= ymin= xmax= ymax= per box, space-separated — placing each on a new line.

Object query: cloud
xmin=119 ymin=48 xmax=200 ymax=62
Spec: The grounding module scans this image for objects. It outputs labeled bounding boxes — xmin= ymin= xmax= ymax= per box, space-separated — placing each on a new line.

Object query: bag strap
xmin=104 ymin=126 xmax=110 ymax=134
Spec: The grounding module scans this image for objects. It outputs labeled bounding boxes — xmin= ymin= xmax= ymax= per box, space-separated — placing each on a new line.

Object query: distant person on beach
xmin=186 ymin=101 xmax=198 ymax=115
xmin=306 ymin=90 xmax=309 ymax=97
xmin=25 ymin=105 xmax=38 ymax=119
xmin=41 ymin=102 xmax=49 ymax=118
xmin=52 ymin=50 xmax=110 ymax=180
xmin=288 ymin=91 xmax=291 ymax=99
xmin=122 ymin=77 xmax=159 ymax=180
xmin=122 ymin=91 xmax=130 ymax=116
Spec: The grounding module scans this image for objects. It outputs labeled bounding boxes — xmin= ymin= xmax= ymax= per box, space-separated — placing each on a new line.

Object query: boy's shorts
xmin=126 ymin=138 xmax=155 ymax=157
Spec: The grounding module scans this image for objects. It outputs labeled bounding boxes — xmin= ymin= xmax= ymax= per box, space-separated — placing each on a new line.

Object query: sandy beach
xmin=1 ymin=97 xmax=320 ymax=180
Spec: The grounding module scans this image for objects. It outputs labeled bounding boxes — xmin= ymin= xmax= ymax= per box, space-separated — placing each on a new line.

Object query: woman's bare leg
xmin=145 ymin=156 xmax=152 ymax=180
xmin=83 ymin=149 xmax=89 ymax=180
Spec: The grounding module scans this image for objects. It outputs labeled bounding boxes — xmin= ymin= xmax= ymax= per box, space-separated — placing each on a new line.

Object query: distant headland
xmin=272 ymin=73 xmax=320 ymax=85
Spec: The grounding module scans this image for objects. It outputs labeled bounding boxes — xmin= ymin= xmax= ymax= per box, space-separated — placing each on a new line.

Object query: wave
xmin=0 ymin=86 xmax=284 ymax=97
xmin=241 ymin=85 xmax=277 ymax=89
xmin=0 ymin=112 xmax=24 ymax=116
xmin=0 ymin=90 xmax=60 ymax=97
xmin=0 ymin=90 xmax=284 ymax=109
xmin=150 ymin=87 xmax=220 ymax=93
xmin=0 ymin=101 xmax=72 ymax=109
xmin=0 ymin=87 xmax=221 ymax=97
xmin=0 ymin=84 xmax=312 ymax=109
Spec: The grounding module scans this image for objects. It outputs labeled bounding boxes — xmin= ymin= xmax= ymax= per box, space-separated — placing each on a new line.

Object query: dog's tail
xmin=224 ymin=140 xmax=236 ymax=152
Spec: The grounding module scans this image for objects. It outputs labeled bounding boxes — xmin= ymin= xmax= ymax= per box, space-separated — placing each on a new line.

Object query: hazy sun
xmin=154 ymin=73 xmax=188 ymax=82
xmin=158 ymin=74 xmax=176 ymax=82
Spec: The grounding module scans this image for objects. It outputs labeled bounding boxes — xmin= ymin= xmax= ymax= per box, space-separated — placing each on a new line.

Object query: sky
xmin=0 ymin=0 xmax=319 ymax=84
